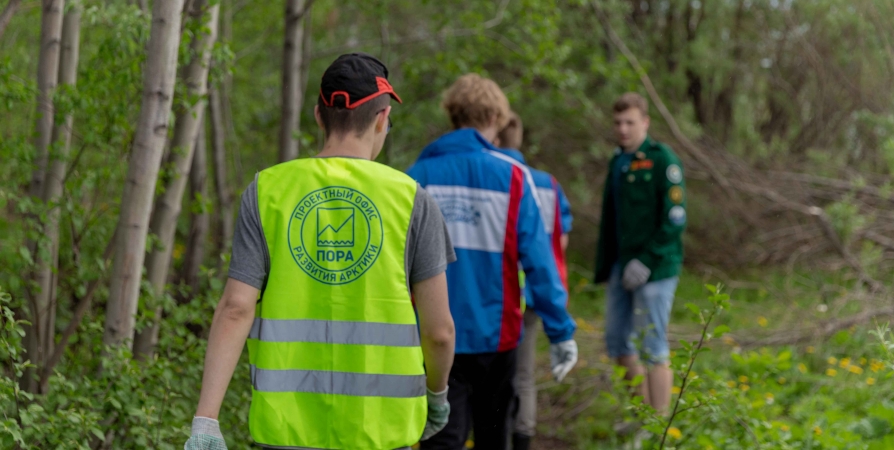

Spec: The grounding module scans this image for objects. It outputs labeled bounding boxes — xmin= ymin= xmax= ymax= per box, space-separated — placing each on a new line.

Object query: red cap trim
xmin=320 ymin=77 xmax=403 ymax=109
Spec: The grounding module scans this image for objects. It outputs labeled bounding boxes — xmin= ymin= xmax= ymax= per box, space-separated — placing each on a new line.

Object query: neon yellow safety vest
xmin=248 ymin=157 xmax=426 ymax=449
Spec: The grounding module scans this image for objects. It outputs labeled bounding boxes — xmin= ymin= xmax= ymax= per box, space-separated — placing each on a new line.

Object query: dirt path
xmin=530 ymin=435 xmax=576 ymax=450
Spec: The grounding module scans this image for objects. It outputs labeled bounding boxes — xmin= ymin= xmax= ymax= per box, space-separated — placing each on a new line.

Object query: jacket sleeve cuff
xmin=635 ymin=253 xmax=658 ymax=273
xmin=544 ymin=322 xmax=576 ymax=344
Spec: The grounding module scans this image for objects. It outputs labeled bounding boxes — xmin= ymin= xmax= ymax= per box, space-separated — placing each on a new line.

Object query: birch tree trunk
xmin=278 ymin=0 xmax=311 ymax=162
xmin=0 ymin=0 xmax=22 ymax=41
xmin=102 ymin=0 xmax=185 ymax=350
xmin=209 ymin=86 xmax=233 ymax=258
xmin=133 ymin=0 xmax=219 ymax=358
xmin=23 ymin=0 xmax=64 ymax=393
xmin=179 ymin=125 xmax=209 ymax=296
xmin=28 ymin=0 xmax=64 ymax=200
xmin=27 ymin=0 xmax=81 ymax=395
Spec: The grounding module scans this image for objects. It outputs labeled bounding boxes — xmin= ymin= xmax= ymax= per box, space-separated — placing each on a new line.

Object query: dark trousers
xmin=421 ymin=349 xmax=518 ymax=450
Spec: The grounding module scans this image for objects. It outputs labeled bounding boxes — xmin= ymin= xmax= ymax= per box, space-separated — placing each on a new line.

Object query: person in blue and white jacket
xmin=409 ymin=74 xmax=577 ymax=450
xmin=493 ymin=112 xmax=573 ymax=450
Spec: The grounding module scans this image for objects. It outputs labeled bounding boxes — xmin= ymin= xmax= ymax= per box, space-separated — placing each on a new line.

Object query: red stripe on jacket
xmin=551 ymin=177 xmax=569 ymax=292
xmin=498 ymin=166 xmax=524 ymax=352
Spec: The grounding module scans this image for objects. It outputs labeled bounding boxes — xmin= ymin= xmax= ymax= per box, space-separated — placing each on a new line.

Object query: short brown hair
xmin=317 ymin=94 xmax=390 ymax=138
xmin=497 ymin=111 xmax=523 ymax=149
xmin=442 ymin=74 xmax=511 ymax=130
xmin=613 ymin=92 xmax=649 ymax=116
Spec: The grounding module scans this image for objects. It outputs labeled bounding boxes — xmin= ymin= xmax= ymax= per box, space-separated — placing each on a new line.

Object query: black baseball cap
xmin=319 ymin=53 xmax=402 ymax=109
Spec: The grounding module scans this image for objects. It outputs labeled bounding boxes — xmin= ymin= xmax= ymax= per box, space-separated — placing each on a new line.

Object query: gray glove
xmin=421 ymin=387 xmax=450 ymax=440
xmin=622 ymin=259 xmax=651 ymax=291
xmin=549 ymin=339 xmax=578 ymax=382
xmin=184 ymin=417 xmax=227 ymax=450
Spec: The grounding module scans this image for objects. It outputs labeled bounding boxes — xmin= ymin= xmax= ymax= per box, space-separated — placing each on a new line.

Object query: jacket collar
xmin=416 ymin=128 xmax=498 ymax=161
xmin=613 ymin=135 xmax=654 ymax=156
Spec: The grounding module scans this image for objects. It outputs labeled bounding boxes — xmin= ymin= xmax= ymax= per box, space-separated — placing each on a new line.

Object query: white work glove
xmin=421 ymin=387 xmax=450 ymax=440
xmin=184 ymin=417 xmax=228 ymax=450
xmin=622 ymin=259 xmax=651 ymax=291
xmin=549 ymin=339 xmax=578 ymax=382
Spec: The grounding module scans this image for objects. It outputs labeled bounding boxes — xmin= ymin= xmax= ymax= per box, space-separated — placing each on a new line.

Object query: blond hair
xmin=441 ymin=74 xmax=511 ymax=130
xmin=496 ymin=111 xmax=523 ymax=149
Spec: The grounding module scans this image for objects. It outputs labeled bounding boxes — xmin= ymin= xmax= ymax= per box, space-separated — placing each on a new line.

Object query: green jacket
xmin=594 ymin=136 xmax=686 ymax=283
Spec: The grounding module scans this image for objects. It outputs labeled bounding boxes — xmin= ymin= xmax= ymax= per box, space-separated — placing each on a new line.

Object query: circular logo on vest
xmin=287 ymin=186 xmax=383 ymax=285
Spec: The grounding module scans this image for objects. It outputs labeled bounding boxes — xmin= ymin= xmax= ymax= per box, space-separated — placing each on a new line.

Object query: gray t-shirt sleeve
xmin=406 ymin=185 xmax=457 ymax=285
xmin=228 ymin=175 xmax=269 ymax=290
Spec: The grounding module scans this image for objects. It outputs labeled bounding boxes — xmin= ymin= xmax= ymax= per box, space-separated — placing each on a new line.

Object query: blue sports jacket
xmin=407 ymin=129 xmax=576 ymax=354
xmin=496 ymin=149 xmax=573 ymax=306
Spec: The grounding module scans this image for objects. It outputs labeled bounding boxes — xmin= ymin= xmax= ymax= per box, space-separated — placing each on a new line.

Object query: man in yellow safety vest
xmin=184 ymin=53 xmax=457 ymax=450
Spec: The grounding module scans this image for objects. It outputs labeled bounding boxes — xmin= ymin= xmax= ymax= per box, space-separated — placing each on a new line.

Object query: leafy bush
xmin=562 ymin=278 xmax=894 ymax=449
xmin=0 ymin=284 xmax=254 ymax=449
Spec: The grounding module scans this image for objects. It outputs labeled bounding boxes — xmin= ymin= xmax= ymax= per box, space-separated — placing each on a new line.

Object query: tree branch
xmin=0 ymin=0 xmax=22 ymax=41
xmin=591 ymin=1 xmax=735 ymax=198
xmin=39 ymin=229 xmax=115 ymax=389
xmin=738 ymin=305 xmax=894 ymax=348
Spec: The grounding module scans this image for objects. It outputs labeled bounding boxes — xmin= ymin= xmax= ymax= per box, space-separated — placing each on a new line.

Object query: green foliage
xmin=825 ymin=195 xmax=867 ymax=244
xmin=550 ymin=272 xmax=894 ymax=449
xmin=0 ymin=283 xmax=253 ymax=449
xmin=616 ymin=285 xmax=730 ymax=449
xmin=2 ymin=0 xmax=894 ymax=447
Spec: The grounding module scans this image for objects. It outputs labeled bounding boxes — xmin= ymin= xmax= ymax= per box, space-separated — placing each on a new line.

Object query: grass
xmin=531 ymin=266 xmax=894 ymax=449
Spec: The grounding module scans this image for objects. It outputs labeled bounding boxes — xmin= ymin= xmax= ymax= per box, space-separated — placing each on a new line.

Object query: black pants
xmin=421 ymin=350 xmax=518 ymax=450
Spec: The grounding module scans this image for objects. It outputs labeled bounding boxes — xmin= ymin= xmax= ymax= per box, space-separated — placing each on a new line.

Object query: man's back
xmin=490 ymin=140 xmax=574 ymax=449
xmin=493 ymin=148 xmax=573 ymax=295
xmin=186 ymin=53 xmax=456 ymax=450
xmin=408 ymin=129 xmax=573 ymax=354
xmin=246 ymin=157 xmax=425 ymax=449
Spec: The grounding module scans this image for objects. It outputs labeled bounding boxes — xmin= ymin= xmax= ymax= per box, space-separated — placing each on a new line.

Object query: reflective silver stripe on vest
xmin=252 ymin=367 xmax=426 ymax=398
xmin=248 ymin=318 xmax=420 ymax=347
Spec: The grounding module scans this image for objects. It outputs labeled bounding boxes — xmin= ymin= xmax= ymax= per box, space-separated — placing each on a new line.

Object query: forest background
xmin=2 ymin=0 xmax=894 ymax=448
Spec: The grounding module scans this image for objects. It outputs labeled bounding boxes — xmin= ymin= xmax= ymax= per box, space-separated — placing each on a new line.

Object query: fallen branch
xmin=737 ymin=305 xmax=894 ymax=348
xmin=737 ymin=180 xmax=882 ymax=291
xmin=766 ymin=170 xmax=892 ymax=200
xmin=863 ymin=231 xmax=894 ymax=252
xmin=591 ymin=1 xmax=894 ymax=281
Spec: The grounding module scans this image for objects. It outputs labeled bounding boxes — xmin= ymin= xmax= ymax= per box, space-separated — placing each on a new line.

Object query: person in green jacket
xmin=594 ymin=93 xmax=686 ymax=420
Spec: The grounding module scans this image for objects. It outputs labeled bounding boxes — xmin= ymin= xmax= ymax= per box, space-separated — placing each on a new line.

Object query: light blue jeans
xmin=605 ymin=264 xmax=678 ymax=364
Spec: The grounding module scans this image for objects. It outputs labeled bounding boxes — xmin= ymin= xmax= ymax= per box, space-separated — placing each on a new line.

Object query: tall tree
xmin=28 ymin=0 xmax=82 ymax=394
xmin=28 ymin=0 xmax=64 ymax=200
xmin=23 ymin=0 xmax=65 ymax=393
xmin=208 ymin=86 xmax=233 ymax=259
xmin=179 ymin=124 xmax=209 ymax=295
xmin=133 ymin=0 xmax=219 ymax=358
xmin=102 ymin=0 xmax=185 ymax=350
xmin=0 ymin=0 xmax=22 ymax=41
xmin=278 ymin=0 xmax=313 ymax=162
